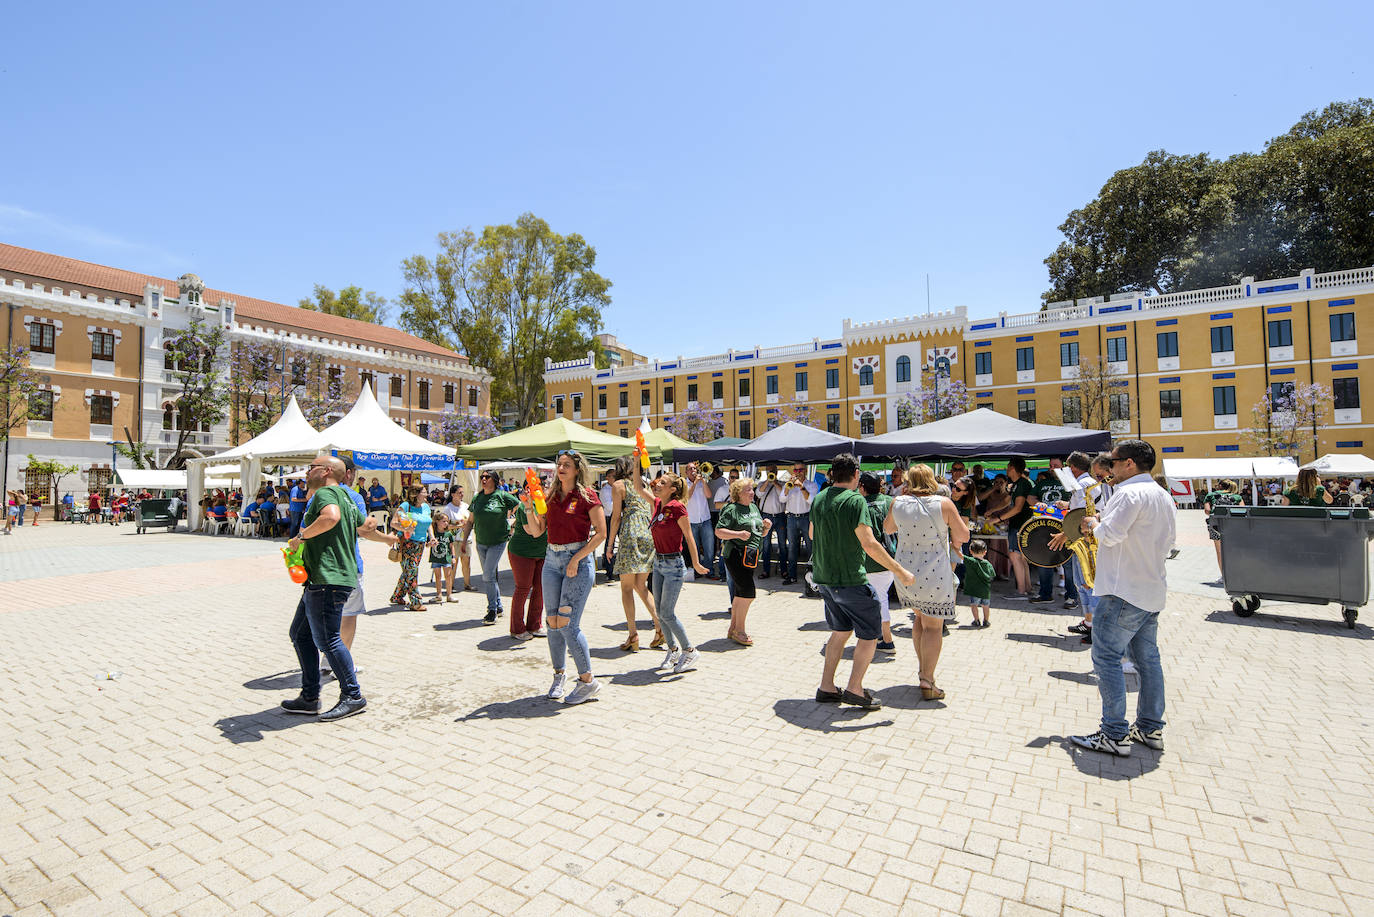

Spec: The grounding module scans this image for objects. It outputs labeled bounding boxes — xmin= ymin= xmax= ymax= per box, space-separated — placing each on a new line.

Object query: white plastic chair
xmin=233 ymin=516 xmax=255 ymax=537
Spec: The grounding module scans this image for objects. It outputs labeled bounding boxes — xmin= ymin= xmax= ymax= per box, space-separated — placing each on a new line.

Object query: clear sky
xmin=4 ymin=1 xmax=1371 ymax=360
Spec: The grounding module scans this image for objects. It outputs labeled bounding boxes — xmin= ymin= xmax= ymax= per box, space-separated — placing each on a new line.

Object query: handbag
xmin=388 ymin=543 xmax=402 ymax=563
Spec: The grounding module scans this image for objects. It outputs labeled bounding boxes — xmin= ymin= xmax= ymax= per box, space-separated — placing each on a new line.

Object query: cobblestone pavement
xmin=2 ymin=511 xmax=1372 ymax=916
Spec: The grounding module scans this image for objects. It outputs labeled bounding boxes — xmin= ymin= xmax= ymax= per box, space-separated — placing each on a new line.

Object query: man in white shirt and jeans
xmin=1070 ymin=439 xmax=1174 ymax=757
xmin=684 ymin=463 xmax=716 ymax=581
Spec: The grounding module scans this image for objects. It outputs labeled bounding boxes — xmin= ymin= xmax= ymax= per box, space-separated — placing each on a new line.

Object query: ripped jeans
xmin=542 ymin=541 xmax=595 ymax=675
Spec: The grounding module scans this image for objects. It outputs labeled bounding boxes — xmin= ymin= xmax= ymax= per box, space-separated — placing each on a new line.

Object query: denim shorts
xmin=817 ymin=583 xmax=883 ymax=641
xmin=1008 ymin=521 xmax=1023 ymax=554
xmin=342 ymin=574 xmax=366 ymax=616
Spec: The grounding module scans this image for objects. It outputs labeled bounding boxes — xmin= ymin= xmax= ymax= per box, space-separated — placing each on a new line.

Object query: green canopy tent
xmin=455 ymin=417 xmax=637 ymax=464
xmin=642 ymin=427 xmax=695 ymax=464
xmin=702 ymin=436 xmax=747 ymax=448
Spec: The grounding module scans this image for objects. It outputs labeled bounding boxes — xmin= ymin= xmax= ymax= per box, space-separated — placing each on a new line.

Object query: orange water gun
xmin=634 ymin=429 xmax=649 ymax=469
xmin=525 ymin=467 xmax=547 ymax=514
xmin=282 ymin=542 xmax=307 ymax=584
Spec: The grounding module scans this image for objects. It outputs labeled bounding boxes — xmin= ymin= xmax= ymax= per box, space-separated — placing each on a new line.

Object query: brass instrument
xmin=1018 ymin=481 xmax=1097 ymax=588
xmin=1069 ymin=482 xmax=1098 ymax=589
xmin=698 ymin=461 xmax=715 ymax=480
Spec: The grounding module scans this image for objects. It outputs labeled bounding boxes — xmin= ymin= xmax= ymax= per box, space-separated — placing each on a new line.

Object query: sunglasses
xmin=557 ymin=449 xmax=580 ymax=459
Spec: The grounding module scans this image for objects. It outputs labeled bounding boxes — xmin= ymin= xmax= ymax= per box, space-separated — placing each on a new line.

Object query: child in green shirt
xmin=962 ymin=539 xmax=996 ymax=627
xmin=429 ymin=513 xmax=456 ymax=603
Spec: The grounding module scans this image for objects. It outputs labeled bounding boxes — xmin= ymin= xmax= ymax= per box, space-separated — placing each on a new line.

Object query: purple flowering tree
xmin=770 ymin=402 xmax=815 ymax=428
xmin=666 ymin=404 xmax=724 ymax=443
xmin=895 ymin=372 xmax=971 ymax=428
xmin=1243 ymin=381 xmax=1332 ymax=461
xmin=431 ymin=410 xmax=500 ymax=446
xmin=2 ymin=343 xmax=38 ymax=439
xmin=227 ymin=342 xmax=356 ymax=442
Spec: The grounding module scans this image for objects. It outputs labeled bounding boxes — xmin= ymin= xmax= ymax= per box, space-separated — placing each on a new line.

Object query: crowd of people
xmin=5 ymin=488 xmax=144 ymax=533
xmin=271 ymin=439 xmax=1178 ymax=759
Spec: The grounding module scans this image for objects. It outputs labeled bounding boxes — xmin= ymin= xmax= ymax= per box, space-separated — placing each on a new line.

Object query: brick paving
xmin=2 ymin=512 xmax=1372 ymax=916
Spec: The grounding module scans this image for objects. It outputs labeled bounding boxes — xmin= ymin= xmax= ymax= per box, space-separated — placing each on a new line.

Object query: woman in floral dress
xmin=390 ymin=485 xmax=435 ymax=612
xmin=606 ymin=454 xmax=661 ymax=651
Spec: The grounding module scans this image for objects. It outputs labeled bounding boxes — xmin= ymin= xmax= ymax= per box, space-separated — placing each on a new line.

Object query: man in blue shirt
xmin=367 ymin=478 xmax=388 ymax=512
xmin=240 ymin=499 xmax=260 ymax=523
xmin=288 ymin=478 xmax=308 ymax=537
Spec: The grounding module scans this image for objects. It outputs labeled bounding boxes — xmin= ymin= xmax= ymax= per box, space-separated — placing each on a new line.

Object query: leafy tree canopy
xmin=299 ymin=284 xmax=389 ymax=325
xmin=1044 ymin=99 xmax=1374 ymax=304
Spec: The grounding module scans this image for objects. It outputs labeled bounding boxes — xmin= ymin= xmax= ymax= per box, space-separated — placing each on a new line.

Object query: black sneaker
xmin=875 ymin=640 xmax=896 ymax=654
xmin=1029 ymin=596 xmax=1053 ymax=604
xmin=483 ymin=610 xmax=497 ymax=625
xmin=319 ymin=695 xmax=367 ymax=722
xmin=1070 ymin=730 xmax=1130 ymax=757
xmin=1064 ymin=598 xmax=1079 ymax=609
xmin=1128 ymin=724 xmax=1164 ymax=751
xmin=281 ymin=695 xmax=320 ymax=715
xmin=1068 ymin=621 xmax=1091 ymax=635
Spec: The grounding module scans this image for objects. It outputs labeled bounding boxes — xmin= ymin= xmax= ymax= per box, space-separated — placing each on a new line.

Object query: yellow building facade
xmin=544 ymin=265 xmax=1373 ymax=459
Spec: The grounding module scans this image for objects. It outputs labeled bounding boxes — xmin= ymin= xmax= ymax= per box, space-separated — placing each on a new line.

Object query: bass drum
xmin=1017 ymin=508 xmax=1086 ymax=569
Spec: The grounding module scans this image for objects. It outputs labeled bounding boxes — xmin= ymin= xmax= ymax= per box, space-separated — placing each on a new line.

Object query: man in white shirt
xmin=599 ymin=474 xmax=618 ymax=583
xmin=782 ymin=463 xmax=820 ymax=585
xmin=1070 ymin=440 xmax=1174 ymax=758
xmin=684 ymin=463 xmax=717 ymax=580
xmin=757 ymin=465 xmax=787 ymax=578
xmin=1051 ymin=452 xmax=1098 ymax=638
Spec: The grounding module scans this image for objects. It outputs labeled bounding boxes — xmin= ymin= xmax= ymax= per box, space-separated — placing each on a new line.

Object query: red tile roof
xmin=0 ymin=242 xmax=467 ymax=364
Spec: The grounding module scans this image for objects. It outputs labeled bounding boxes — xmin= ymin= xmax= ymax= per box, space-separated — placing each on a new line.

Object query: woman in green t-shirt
xmin=461 ymin=470 xmax=522 ymax=624
xmin=715 ymin=477 xmax=772 ymax=646
xmin=1283 ymin=468 xmax=1334 ymax=508
xmin=1202 ymin=479 xmax=1244 ymax=576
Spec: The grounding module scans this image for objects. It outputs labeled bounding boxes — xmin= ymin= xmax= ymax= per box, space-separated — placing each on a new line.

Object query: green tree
xmin=1043 ymin=99 xmax=1374 ymax=304
xmin=24 ymin=454 xmax=78 ymax=510
xmin=2 ymin=344 xmax=38 ymax=439
xmin=398 ymin=213 xmax=610 ymax=427
xmin=299 ymin=284 xmax=389 ymax=324
xmin=163 ymin=316 xmax=229 ymax=468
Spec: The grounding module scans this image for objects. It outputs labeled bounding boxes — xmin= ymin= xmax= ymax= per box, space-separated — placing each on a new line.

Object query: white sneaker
xmin=547 ymin=673 xmax=567 ymax=700
xmin=672 ymin=649 xmax=700 ymax=674
xmin=563 ymin=678 xmax=601 ymax=705
xmin=1122 ymin=659 xmax=1137 ymax=675
xmin=660 ymin=648 xmax=680 ymax=670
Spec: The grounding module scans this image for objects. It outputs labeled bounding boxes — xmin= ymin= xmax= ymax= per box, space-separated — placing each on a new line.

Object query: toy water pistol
xmin=525 ymin=467 xmax=547 ymax=514
xmin=282 ymin=542 xmax=307 ymax=584
xmin=394 ymin=514 xmax=417 ymax=540
xmin=1032 ymin=501 xmax=1065 ymax=520
xmin=634 ymin=429 xmax=650 ymax=469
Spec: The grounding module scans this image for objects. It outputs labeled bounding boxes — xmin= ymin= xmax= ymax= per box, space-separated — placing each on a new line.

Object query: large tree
xmin=398 ymin=213 xmax=609 ymax=427
xmin=1043 ymin=99 xmax=1374 ymax=304
xmin=162 ymin=316 xmax=229 ymax=467
xmin=299 ymin=284 xmax=389 ymax=324
xmin=227 ymin=342 xmax=355 ymax=442
xmin=2 ymin=344 xmax=38 ymax=439
xmin=1242 ymin=381 xmax=1332 ymax=462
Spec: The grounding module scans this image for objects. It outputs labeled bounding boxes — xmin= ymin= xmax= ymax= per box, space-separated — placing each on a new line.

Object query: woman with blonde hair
xmin=521 ymin=450 xmax=607 ymax=706
xmin=715 ymin=475 xmax=772 ymax=646
xmin=885 ymin=463 xmax=969 ymax=700
xmin=606 ymin=454 xmax=663 ymax=652
xmin=1283 ymin=467 xmax=1334 ymax=507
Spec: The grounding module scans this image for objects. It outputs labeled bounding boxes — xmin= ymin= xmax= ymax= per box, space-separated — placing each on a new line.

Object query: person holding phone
xmin=715 ymin=476 xmax=772 ymax=646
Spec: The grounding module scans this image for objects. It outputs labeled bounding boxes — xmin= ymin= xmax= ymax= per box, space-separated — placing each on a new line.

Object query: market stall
xmin=852 ymin=408 xmax=1111 ymax=459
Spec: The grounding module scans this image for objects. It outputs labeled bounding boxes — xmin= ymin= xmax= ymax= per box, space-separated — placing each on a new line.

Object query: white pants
xmin=868 ymin=570 xmax=894 ymax=622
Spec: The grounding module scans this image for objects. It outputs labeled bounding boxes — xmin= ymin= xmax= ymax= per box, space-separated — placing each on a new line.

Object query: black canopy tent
xmin=673 ymin=421 xmax=858 ymax=465
xmin=852 ymin=408 xmax=1112 ymax=459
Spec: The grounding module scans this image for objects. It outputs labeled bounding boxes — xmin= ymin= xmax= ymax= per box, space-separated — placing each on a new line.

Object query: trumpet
xmin=697 ymin=461 xmax=714 ymax=480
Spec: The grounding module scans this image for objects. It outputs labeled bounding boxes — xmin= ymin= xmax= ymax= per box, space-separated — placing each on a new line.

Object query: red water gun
xmin=634 ymin=429 xmax=649 ymax=470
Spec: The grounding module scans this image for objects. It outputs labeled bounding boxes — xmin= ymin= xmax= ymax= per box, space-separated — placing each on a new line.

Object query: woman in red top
xmin=649 ymin=473 xmax=711 ymax=674
xmin=522 ymin=450 xmax=607 ymax=706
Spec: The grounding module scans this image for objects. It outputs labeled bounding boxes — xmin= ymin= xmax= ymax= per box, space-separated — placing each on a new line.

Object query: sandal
xmin=919 ymin=680 xmax=945 ymax=701
xmin=619 ymin=634 xmax=640 ymax=652
xmin=649 ymin=630 xmax=666 ymax=649
xmin=729 ymin=631 xmax=754 ymax=647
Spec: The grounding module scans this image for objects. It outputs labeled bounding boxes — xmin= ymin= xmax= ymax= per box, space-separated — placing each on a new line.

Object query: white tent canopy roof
xmin=1302 ymin=453 xmax=1374 ymax=475
xmin=212 ymin=396 xmax=321 ymax=461
xmin=1163 ymin=457 xmax=1300 ymax=479
xmin=311 ymin=384 xmax=453 ymax=458
xmin=115 ymin=469 xmax=187 ymax=489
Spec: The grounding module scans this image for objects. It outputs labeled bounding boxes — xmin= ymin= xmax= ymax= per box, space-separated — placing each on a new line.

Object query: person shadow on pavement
xmin=214 ymin=708 xmax=316 ymax=744
xmin=1026 ymin=735 xmax=1161 ymax=779
xmin=459 ymin=696 xmax=563 ymax=721
xmin=773 ymin=698 xmax=894 ymax=732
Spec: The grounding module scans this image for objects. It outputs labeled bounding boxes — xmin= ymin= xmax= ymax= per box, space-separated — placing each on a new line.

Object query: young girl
xmin=429 ymin=512 xmax=456 ymax=603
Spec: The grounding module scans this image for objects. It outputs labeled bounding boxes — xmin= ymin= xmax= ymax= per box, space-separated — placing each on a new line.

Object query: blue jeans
xmin=1070 ymin=554 xmax=1095 ymax=617
xmin=651 ymin=554 xmax=692 ymax=650
xmin=16 ymin=503 xmax=25 ymax=524
xmin=1036 ymin=562 xmax=1079 ymax=601
xmin=543 ymin=543 xmax=595 ymax=675
xmin=760 ymin=512 xmax=786 ymax=575
xmin=690 ymin=521 xmax=715 ymax=578
xmin=1091 ymin=595 xmax=1165 ymax=740
xmin=288 ymin=509 xmax=305 ymax=538
xmin=476 ymin=541 xmax=506 ymax=613
xmin=289 ymin=584 xmax=360 ymax=700
xmin=785 ymin=513 xmax=810 ymax=580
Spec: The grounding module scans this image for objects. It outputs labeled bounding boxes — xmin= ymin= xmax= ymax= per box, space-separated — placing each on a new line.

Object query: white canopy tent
xmin=1302 ymin=453 xmax=1374 ymax=476
xmin=1162 ymin=456 xmax=1300 ymax=504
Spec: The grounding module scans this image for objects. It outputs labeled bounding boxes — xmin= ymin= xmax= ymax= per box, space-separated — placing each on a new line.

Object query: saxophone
xmin=1069 ymin=481 xmax=1099 ymax=589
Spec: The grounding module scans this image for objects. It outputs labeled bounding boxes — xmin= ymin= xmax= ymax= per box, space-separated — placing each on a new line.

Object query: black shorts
xmin=724 ymin=550 xmax=756 ymax=599
xmin=817 ymin=583 xmax=883 ymax=641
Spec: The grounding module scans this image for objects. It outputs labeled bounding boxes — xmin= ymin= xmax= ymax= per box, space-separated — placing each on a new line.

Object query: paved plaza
xmin=2 ymin=512 xmax=1372 ymax=916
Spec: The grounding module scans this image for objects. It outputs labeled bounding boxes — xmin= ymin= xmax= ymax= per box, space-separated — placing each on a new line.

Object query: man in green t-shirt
xmin=808 ymin=453 xmax=914 ymax=711
xmin=282 ymin=456 xmax=369 ymax=723
xmin=991 ymin=457 xmax=1035 ymax=599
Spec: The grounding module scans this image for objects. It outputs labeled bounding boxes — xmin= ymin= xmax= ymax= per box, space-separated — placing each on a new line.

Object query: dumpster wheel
xmin=1232 ymin=595 xmax=1259 ymax=617
xmin=1344 ymin=608 xmax=1358 ymax=629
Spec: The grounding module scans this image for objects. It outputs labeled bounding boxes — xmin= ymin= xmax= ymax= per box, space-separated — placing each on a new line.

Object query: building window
xmin=1213 ymin=385 xmax=1237 ymax=416
xmin=361 ymin=371 xmax=374 ymax=391
xmin=739 ymin=419 xmax=752 ymax=439
xmin=90 ymin=394 xmax=113 ymax=425
xmin=1017 ymin=399 xmax=1036 ymax=423
xmin=23 ymin=467 xmax=52 ymax=502
xmin=444 ymin=383 xmax=455 ymax=405
xmin=1106 ymin=337 xmax=1128 ymax=363
xmin=468 ymin=386 xmax=478 ymax=407
xmin=291 ymin=359 xmax=307 ymax=386
xmin=88 ymin=467 xmax=113 ymax=496
xmin=1016 ymin=347 xmax=1034 ymax=371
xmin=827 ymin=413 xmax=840 ymax=434
xmin=418 ymin=381 xmax=430 ymax=409
xmin=859 ymin=412 xmax=875 ymax=435
xmin=766 ymin=415 xmax=778 ymax=430
xmin=858 ymin=366 xmax=874 ymax=386
xmin=1267 ymin=319 xmax=1293 ymax=348
xmin=1109 ymin=393 xmax=1130 ymax=421
xmin=895 ymin=356 xmax=911 ymax=383
xmin=573 ymin=394 xmax=582 ymax=414
xmin=1157 ymin=332 xmax=1179 ymax=358
xmin=795 ymin=371 xmax=808 ymax=392
xmin=1330 ymin=313 xmax=1355 ymax=342
xmin=29 ymin=322 xmax=56 ymax=354
xmin=1160 ymin=389 xmax=1182 ymax=418
xmin=1060 ymin=342 xmax=1079 ymax=367
xmin=390 ymin=376 xmax=402 ymax=398
xmin=1210 ymin=326 xmax=1234 ymax=353
xmin=554 ymin=396 xmax=565 ymax=415
xmin=664 ymin=386 xmax=673 ymax=404
xmin=328 ymin=366 xmax=342 ymax=387
xmin=1334 ymin=378 xmax=1360 ymax=409
xmin=162 ymin=404 xmax=174 ymax=430
xmin=739 ymin=377 xmax=750 ymax=397
xmin=598 ymin=392 xmax=607 ymax=411
xmin=29 ymin=390 xmax=54 ymax=421
xmin=825 ymin=368 xmax=839 ymax=389
xmin=619 ymin=428 xmax=629 ymax=438
xmin=618 ymin=391 xmax=628 ymax=409
xmin=641 ymin=388 xmax=650 ymax=407
xmin=712 ymin=380 xmax=723 ymax=400
xmin=975 ymin=352 xmax=992 ymax=376
xmin=1269 ymin=381 xmax=1295 ymax=405
xmin=766 ymin=374 xmax=779 ymax=394
xmin=1061 ymin=396 xmax=1081 ymax=423
xmin=687 ymin=383 xmax=698 ymax=402
xmin=418 ymin=422 xmax=429 ymax=439
xmin=91 ymin=332 xmax=115 ymax=360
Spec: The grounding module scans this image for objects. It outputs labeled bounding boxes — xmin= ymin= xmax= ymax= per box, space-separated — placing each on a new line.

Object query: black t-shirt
xmin=1008 ymin=476 xmax=1035 ymax=527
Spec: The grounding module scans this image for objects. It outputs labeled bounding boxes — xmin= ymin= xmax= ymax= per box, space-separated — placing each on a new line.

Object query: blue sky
xmin=4 ymin=2 xmax=1371 ymax=359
